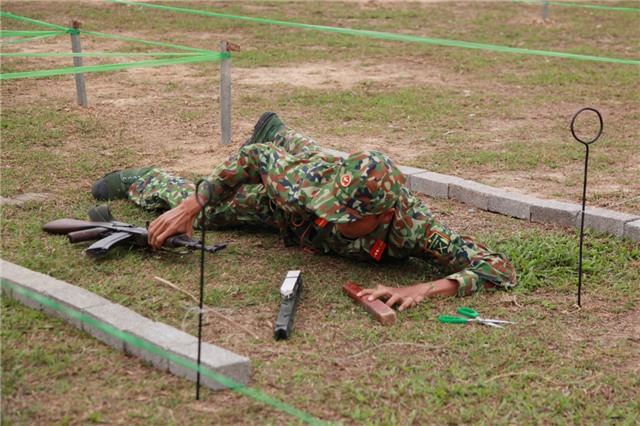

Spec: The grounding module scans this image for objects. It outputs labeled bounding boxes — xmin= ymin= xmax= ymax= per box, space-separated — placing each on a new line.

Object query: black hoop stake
xmin=570 ymin=107 xmax=603 ymax=307
xmin=194 ymin=179 xmax=213 ymax=400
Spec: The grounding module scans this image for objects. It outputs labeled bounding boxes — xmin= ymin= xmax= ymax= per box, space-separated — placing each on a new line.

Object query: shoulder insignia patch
xmin=340 ymin=174 xmax=352 ymax=187
xmin=424 ymin=230 xmax=450 ymax=257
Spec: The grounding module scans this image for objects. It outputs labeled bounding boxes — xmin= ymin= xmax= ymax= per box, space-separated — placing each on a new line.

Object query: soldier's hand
xmin=357 ymin=284 xmax=429 ymax=311
xmin=148 ymin=196 xmax=202 ymax=249
xmin=357 ymin=279 xmax=459 ymax=311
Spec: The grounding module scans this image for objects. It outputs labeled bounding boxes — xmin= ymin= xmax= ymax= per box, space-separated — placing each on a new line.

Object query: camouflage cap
xmin=308 ymin=151 xmax=406 ymax=224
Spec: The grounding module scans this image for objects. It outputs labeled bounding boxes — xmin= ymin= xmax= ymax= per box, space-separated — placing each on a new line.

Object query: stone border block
xmin=1 ymin=260 xmax=73 ymax=310
xmin=83 ymin=302 xmax=156 ymax=352
xmin=487 ymin=190 xmax=537 ymax=220
xmin=409 ymin=171 xmax=464 ymax=199
xmin=530 ymin=199 xmax=581 ymax=228
xmin=449 ymin=180 xmax=497 ymax=210
xmin=315 ymin=151 xmax=635 ymax=242
xmin=624 ymin=220 xmax=640 ymax=242
xmin=169 ymin=341 xmax=251 ymax=391
xmin=321 ymin=147 xmax=347 ymax=159
xmin=0 ymin=260 xmax=110 ymax=328
xmin=583 ymin=208 xmax=640 ymax=237
xmin=43 ymin=284 xmax=110 ymax=329
xmin=1 ymin=259 xmax=251 ymax=390
xmin=123 ymin=321 xmax=200 ymax=372
xmin=398 ymin=165 xmax=425 ymax=178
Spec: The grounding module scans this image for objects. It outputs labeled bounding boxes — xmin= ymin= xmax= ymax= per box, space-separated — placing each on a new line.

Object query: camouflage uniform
xmin=129 ymin=129 xmax=516 ymax=296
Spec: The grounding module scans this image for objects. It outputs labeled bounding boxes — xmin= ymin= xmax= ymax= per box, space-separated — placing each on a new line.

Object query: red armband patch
xmin=369 ymin=239 xmax=387 ymax=261
xmin=314 ymin=217 xmax=329 ymax=228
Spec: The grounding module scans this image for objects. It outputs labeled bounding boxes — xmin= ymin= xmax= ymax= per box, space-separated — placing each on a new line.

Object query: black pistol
xmin=274 ymin=270 xmax=302 ymax=340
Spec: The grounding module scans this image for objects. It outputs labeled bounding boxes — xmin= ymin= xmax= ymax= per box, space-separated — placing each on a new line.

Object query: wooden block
xmin=343 ymin=282 xmax=397 ymax=326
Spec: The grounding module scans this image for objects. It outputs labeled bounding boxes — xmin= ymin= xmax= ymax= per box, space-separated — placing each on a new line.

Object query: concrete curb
xmin=325 ymin=150 xmax=639 ymax=242
xmin=404 ymin=167 xmax=640 ymax=241
xmin=0 ymin=259 xmax=251 ymax=391
xmin=324 ymin=148 xmax=639 ymax=241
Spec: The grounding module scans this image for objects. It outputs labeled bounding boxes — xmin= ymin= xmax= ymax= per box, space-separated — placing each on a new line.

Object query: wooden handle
xmin=343 ymin=282 xmax=397 ymax=326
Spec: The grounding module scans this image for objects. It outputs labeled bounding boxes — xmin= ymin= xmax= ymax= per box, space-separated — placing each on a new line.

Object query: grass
xmin=2 ymin=1 xmax=639 ymax=424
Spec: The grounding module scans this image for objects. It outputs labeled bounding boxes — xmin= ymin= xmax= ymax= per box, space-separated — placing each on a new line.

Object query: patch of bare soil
xmin=0 ymin=192 xmax=53 ymax=206
xmin=238 ymin=59 xmax=450 ymax=91
xmin=5 ymin=23 xmax=637 ymax=214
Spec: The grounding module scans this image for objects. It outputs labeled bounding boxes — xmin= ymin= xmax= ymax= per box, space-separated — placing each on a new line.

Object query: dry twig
xmin=154 ymin=276 xmax=260 ymax=339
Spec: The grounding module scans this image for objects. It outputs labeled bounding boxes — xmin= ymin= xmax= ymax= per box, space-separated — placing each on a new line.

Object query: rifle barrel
xmin=68 ymin=227 xmax=107 ymax=243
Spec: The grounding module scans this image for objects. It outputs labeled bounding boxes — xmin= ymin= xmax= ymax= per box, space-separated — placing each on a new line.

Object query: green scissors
xmin=438 ymin=307 xmax=516 ymax=329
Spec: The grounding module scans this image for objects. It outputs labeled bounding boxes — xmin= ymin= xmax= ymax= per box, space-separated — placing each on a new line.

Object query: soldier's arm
xmin=149 ymin=145 xmax=276 ymax=248
xmin=419 ymin=226 xmax=515 ymax=296
xmin=391 ymin=192 xmax=517 ymax=296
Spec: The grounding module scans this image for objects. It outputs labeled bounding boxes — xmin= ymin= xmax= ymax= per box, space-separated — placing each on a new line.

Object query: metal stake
xmin=194 ymin=179 xmax=210 ymax=400
xmin=219 ymin=41 xmax=240 ymax=146
xmin=570 ymin=107 xmax=603 ymax=307
xmin=219 ymin=41 xmax=231 ymax=146
xmin=69 ymin=20 xmax=88 ymax=107
xmin=542 ymin=2 xmax=549 ymax=21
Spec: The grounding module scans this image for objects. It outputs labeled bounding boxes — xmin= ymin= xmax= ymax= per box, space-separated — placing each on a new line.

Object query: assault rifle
xmin=43 ymin=214 xmax=227 ymax=259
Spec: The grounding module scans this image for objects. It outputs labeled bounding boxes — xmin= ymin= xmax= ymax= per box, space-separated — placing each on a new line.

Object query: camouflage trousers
xmin=127 ymin=128 xmax=321 ymax=229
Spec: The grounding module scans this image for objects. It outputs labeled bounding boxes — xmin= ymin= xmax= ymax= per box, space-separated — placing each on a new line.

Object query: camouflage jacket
xmin=201 ymin=136 xmax=516 ymax=296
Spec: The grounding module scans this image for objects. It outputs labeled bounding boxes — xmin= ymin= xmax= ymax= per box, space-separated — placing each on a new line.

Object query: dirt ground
xmin=8 ymin=55 xmax=637 ymax=209
xmin=3 ymin=0 xmax=639 ymax=215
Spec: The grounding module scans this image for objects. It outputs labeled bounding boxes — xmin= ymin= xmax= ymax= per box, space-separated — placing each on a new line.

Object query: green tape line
xmin=0 ymin=12 xmax=225 ymax=80
xmin=1 ymin=52 xmax=211 ymax=58
xmin=1 ymin=32 xmax=64 ymax=47
xmin=0 ymin=30 xmax=65 ymax=37
xmin=0 ymin=11 xmax=69 ymax=31
xmin=108 ymin=0 xmax=639 ymax=65
xmin=1 ymin=11 xmax=215 ymax=54
xmin=0 ymin=53 xmax=229 ymax=80
xmin=1 ymin=279 xmax=327 ymax=425
xmin=511 ymin=0 xmax=640 ymax=12
xmin=1 ymin=12 xmax=223 ymax=79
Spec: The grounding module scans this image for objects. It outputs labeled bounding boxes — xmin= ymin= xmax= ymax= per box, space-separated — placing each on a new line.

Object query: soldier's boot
xmin=91 ymin=167 xmax=154 ymax=201
xmin=241 ymin=112 xmax=286 ymax=148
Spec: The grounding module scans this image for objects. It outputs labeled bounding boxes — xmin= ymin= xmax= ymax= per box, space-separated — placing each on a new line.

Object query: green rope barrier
xmin=1 ymin=11 xmax=215 ymax=54
xmin=0 ymin=53 xmax=229 ymax=80
xmin=0 ymin=30 xmax=65 ymax=37
xmin=106 ymin=0 xmax=639 ymax=66
xmin=1 ymin=279 xmax=327 ymax=425
xmin=511 ymin=0 xmax=640 ymax=12
xmin=0 ymin=32 xmax=65 ymax=47
xmin=1 ymin=12 xmax=226 ymax=80
xmin=0 ymin=11 xmax=69 ymax=31
xmin=1 ymin=52 xmax=211 ymax=58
